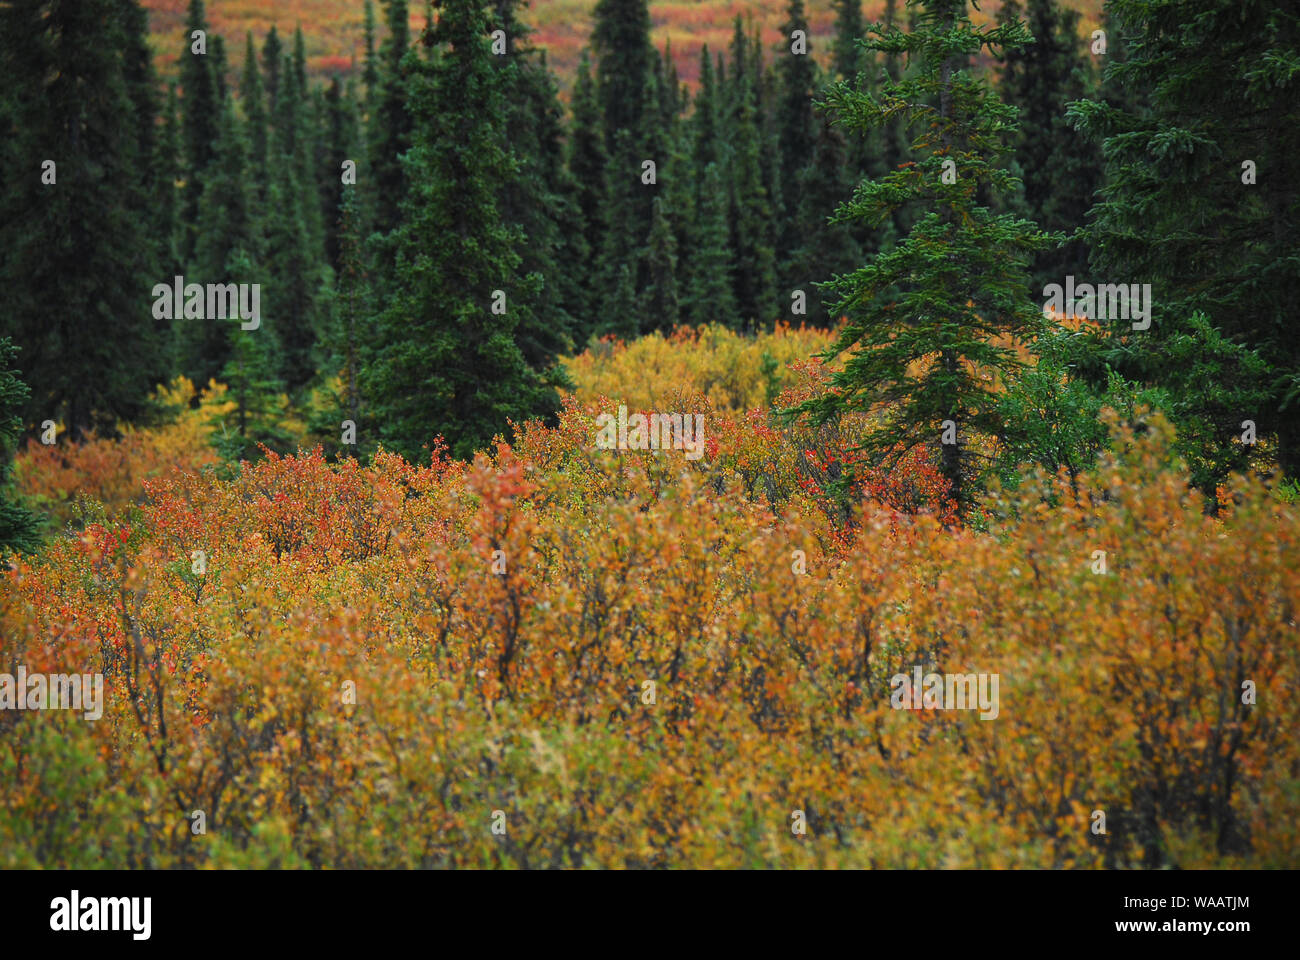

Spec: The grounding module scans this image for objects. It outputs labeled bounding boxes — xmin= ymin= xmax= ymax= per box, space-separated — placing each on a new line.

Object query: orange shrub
xmin=2 ymin=402 xmax=1296 ymax=868
xmin=13 ymin=378 xmax=223 ymax=530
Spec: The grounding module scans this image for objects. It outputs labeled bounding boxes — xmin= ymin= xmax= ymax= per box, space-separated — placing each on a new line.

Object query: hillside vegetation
xmin=142 ymin=0 xmax=1105 ymax=90
xmin=4 ymin=328 xmax=1297 ymax=868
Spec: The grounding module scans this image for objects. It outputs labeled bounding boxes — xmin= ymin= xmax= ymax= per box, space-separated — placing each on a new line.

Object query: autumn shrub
xmin=564 ymin=323 xmax=835 ymax=414
xmin=2 ymin=399 xmax=1296 ymax=868
xmin=13 ymin=378 xmax=224 ymax=530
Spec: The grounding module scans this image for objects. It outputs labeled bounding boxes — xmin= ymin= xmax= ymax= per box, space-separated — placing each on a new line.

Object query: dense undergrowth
xmin=2 ymin=326 xmax=1297 ymax=868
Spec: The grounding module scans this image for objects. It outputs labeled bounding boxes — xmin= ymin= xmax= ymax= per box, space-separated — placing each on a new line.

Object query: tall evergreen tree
xmin=490 ymin=0 xmax=577 ymax=362
xmin=793 ymin=0 xmax=1055 ymax=509
xmin=591 ymin=0 xmax=656 ymax=329
xmin=179 ymin=0 xmax=220 ymax=264
xmin=567 ymin=51 xmax=608 ymax=340
xmin=156 ymin=84 xmax=183 ymax=282
xmin=598 ymin=127 xmax=648 ymax=335
xmin=1068 ymin=0 xmax=1300 ymax=485
xmin=264 ymin=57 xmax=326 ymax=392
xmin=775 ymin=0 xmax=819 ymax=278
xmin=211 ymin=33 xmax=229 ymax=102
xmin=211 ymin=251 xmax=293 ymax=463
xmin=0 ymin=0 xmax=158 ymax=438
xmin=263 ymin=25 xmax=284 ymax=113
xmin=363 ymin=0 xmax=381 ymax=97
xmin=361 ymin=0 xmax=563 ymax=462
xmin=327 ymin=188 xmax=369 ymax=455
xmin=688 ymin=162 xmax=740 ymax=328
xmin=186 ymin=99 xmax=263 ymax=387
xmin=727 ymin=34 xmax=778 ymax=332
xmin=242 ymin=32 xmax=270 ymax=182
xmin=787 ymin=111 xmax=863 ymax=328
xmin=292 ymin=26 xmax=308 ymax=92
xmin=320 ymin=77 xmax=361 ymax=271
xmin=642 ymin=196 xmax=681 ymax=332
xmin=591 ymin=0 xmax=653 ymax=151
xmin=997 ymin=0 xmax=1100 ymax=288
xmin=370 ymin=0 xmax=412 ymax=237
xmin=832 ymin=0 xmax=868 ymax=83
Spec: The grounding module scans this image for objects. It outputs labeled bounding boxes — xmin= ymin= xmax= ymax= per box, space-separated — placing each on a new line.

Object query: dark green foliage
xmin=263 ymin=25 xmax=284 ymax=112
xmin=793 ymin=0 xmax=1058 ymax=509
xmin=180 ymin=0 xmax=220 ymax=264
xmin=994 ymin=323 xmax=1165 ymax=489
xmin=774 ymin=0 xmax=818 ymax=276
xmin=1068 ymin=0 xmax=1300 ymax=485
xmin=320 ymin=77 xmax=361 ymax=271
xmin=566 ymin=51 xmax=607 ymax=342
xmin=688 ymin=162 xmax=740 ymax=328
xmin=370 ymin=0 xmax=412 ymax=237
xmin=0 ymin=339 xmax=41 ymax=554
xmin=211 ymin=251 xmax=294 ymax=464
xmin=360 ymin=0 xmax=562 ymax=463
xmin=0 ymin=0 xmax=158 ymax=439
xmin=591 ymin=0 xmax=653 ymax=149
xmin=491 ymin=1 xmax=577 ymax=362
xmin=322 ymin=188 xmax=369 ymax=457
xmin=363 ymin=0 xmax=380 ymax=95
xmin=186 ymin=100 xmax=262 ymax=387
xmin=727 ymin=33 xmax=778 ymax=332
xmin=997 ymin=0 xmax=1100 ymax=288
xmin=568 ymin=51 xmax=609 ymax=284
xmin=642 ymin=197 xmax=681 ymax=332
xmin=786 ymin=114 xmax=864 ymax=327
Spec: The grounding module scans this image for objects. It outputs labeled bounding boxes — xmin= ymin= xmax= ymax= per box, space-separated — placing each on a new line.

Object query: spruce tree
xmin=592 ymin=0 xmax=655 ymax=326
xmin=363 ymin=0 xmax=381 ymax=98
xmin=569 ymin=52 xmax=609 ymax=275
xmin=179 ymin=0 xmax=220 ymax=265
xmin=787 ymin=113 xmax=863 ymax=328
xmin=727 ymin=39 xmax=778 ymax=332
xmin=688 ymin=162 xmax=740 ymax=328
xmin=832 ymin=0 xmax=868 ymax=83
xmin=1068 ymin=0 xmax=1300 ymax=483
xmin=997 ymin=0 xmax=1100 ymax=288
xmin=211 ymin=34 xmax=229 ymax=102
xmin=327 ymin=188 xmax=369 ymax=456
xmin=597 ymin=128 xmax=648 ymax=335
xmin=0 ymin=0 xmax=158 ymax=438
xmin=775 ymin=0 xmax=819 ymax=280
xmin=242 ymin=33 xmax=270 ymax=182
xmin=642 ymin=197 xmax=681 ymax=332
xmin=370 ymin=0 xmax=413 ymax=237
xmin=320 ymin=77 xmax=360 ymax=271
xmin=262 ymin=54 xmax=327 ymax=392
xmin=157 ymin=84 xmax=183 ymax=281
xmin=591 ymin=0 xmax=653 ymax=151
xmin=360 ymin=0 xmax=562 ymax=462
xmin=292 ymin=26 xmax=308 ymax=92
xmin=567 ymin=51 xmax=608 ymax=341
xmin=211 ymin=250 xmax=293 ymax=464
xmin=187 ymin=100 xmax=263 ymax=387
xmin=793 ymin=0 xmax=1055 ymax=510
xmin=490 ymin=1 xmax=577 ymax=362
xmin=263 ymin=26 xmax=284 ymax=113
